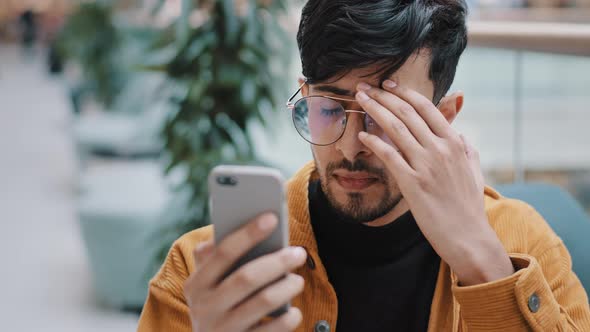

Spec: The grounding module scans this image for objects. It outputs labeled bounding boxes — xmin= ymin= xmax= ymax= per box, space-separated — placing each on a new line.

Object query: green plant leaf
xmin=149 ymin=0 xmax=293 ymax=272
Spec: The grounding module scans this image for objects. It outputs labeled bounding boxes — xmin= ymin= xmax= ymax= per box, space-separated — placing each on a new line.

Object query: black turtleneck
xmin=308 ymin=180 xmax=441 ymax=332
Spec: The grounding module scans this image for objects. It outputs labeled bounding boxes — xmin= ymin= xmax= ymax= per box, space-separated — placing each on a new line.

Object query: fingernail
xmin=357 ymin=82 xmax=371 ymax=91
xmin=356 ymin=91 xmax=370 ymax=101
xmin=358 ymin=131 xmax=368 ymax=139
xmin=383 ymin=80 xmax=397 ymax=89
xmin=290 ymin=247 xmax=307 ymax=260
xmin=258 ymin=214 xmax=277 ymax=230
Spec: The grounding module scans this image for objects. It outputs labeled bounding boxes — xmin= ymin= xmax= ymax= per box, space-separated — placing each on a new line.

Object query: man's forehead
xmin=309 ymin=66 xmax=396 ymax=96
xmin=309 ymin=53 xmax=433 ymax=98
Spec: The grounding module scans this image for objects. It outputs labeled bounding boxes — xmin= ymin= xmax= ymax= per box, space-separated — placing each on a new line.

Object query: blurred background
xmin=1 ymin=0 xmax=589 ymax=331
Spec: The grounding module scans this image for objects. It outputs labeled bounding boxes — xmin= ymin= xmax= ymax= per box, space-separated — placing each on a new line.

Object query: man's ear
xmin=298 ymin=77 xmax=309 ymax=97
xmin=437 ymin=91 xmax=464 ymax=124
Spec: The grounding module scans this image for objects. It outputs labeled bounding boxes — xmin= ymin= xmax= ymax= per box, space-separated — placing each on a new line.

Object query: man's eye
xmin=320 ymin=108 xmax=343 ymax=116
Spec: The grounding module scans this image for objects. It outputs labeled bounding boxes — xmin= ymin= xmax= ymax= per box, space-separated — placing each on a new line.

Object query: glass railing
xmin=457 ymin=13 xmax=590 ymax=203
xmin=256 ymin=8 xmax=590 ymax=211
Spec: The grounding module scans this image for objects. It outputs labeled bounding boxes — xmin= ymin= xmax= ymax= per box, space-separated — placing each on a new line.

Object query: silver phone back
xmin=208 ymin=165 xmax=289 ymax=274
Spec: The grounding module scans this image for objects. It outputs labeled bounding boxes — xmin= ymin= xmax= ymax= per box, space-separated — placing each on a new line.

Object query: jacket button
xmin=306 ymin=253 xmax=316 ymax=270
xmin=314 ymin=320 xmax=330 ymax=332
xmin=528 ymin=293 xmax=541 ymax=313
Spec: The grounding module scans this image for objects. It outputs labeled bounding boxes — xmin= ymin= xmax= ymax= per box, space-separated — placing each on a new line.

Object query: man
xmin=138 ymin=0 xmax=590 ymax=331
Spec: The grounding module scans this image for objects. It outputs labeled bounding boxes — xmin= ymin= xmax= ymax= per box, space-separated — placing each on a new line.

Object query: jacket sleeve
xmin=452 ymin=204 xmax=590 ymax=331
xmin=137 ymin=239 xmax=194 ymax=332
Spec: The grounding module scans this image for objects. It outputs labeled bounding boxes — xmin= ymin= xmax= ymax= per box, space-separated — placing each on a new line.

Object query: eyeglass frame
xmin=286 ymin=79 xmax=442 ymax=146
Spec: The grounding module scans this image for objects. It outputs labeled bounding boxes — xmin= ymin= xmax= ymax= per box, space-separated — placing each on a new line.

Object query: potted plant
xmin=146 ymin=0 xmax=291 ymax=269
xmin=54 ymin=1 xmax=126 ymax=110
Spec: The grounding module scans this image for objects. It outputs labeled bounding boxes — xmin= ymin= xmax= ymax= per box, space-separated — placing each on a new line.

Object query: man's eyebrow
xmin=313 ymin=85 xmax=354 ymax=97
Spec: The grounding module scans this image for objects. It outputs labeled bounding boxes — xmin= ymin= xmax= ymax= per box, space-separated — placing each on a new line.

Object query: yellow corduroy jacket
xmin=138 ymin=161 xmax=590 ymax=332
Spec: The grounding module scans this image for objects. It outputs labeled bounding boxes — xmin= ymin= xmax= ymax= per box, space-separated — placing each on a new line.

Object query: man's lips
xmin=332 ymin=172 xmax=379 ymax=190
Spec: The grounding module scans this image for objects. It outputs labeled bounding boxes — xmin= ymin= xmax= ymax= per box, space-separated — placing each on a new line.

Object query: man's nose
xmin=334 ymin=113 xmax=373 ymax=161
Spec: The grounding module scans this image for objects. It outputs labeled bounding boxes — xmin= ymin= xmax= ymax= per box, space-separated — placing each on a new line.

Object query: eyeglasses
xmin=286 ymin=80 xmax=442 ymax=146
xmin=286 ymin=80 xmax=385 ymax=146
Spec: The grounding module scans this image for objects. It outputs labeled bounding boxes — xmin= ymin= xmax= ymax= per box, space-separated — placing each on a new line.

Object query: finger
xmin=460 ymin=134 xmax=484 ymax=191
xmin=358 ymin=131 xmax=415 ymax=177
xmin=356 ymin=90 xmax=424 ymax=162
xmin=213 ymin=246 xmax=307 ymax=314
xmin=220 ymin=273 xmax=305 ymax=331
xmin=184 ymin=241 xmax=216 ymax=307
xmin=249 ymin=307 xmax=303 ymax=332
xmin=382 ymin=80 xmax=453 ymax=138
xmin=358 ymin=83 xmax=435 ymax=147
xmin=198 ymin=213 xmax=278 ymax=289
xmin=192 ymin=240 xmax=215 ymax=269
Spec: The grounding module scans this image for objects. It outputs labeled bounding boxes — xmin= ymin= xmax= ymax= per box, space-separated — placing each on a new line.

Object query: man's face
xmin=303 ymin=53 xmax=436 ymax=224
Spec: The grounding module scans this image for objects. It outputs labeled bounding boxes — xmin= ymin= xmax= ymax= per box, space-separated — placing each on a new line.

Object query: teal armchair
xmin=496 ymin=182 xmax=590 ymax=298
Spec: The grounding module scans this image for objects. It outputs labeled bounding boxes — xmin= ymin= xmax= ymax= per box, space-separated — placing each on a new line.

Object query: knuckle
xmin=415 ymin=173 xmax=432 ymax=191
xmin=417 ymin=100 xmax=432 ymax=111
xmin=398 ymin=105 xmax=414 ymax=116
xmin=433 ymin=142 xmax=452 ymax=159
xmin=246 ymin=220 xmax=263 ymax=238
xmin=391 ymin=121 xmax=407 ymax=133
xmin=215 ymin=245 xmax=234 ymax=262
xmin=364 ymin=98 xmax=378 ymax=108
xmin=442 ymin=147 xmax=455 ymax=161
xmin=368 ymin=88 xmax=383 ymax=99
xmin=432 ymin=140 xmax=445 ymax=153
xmin=375 ymin=89 xmax=389 ymax=100
xmin=235 ymin=268 xmax=257 ymax=287
xmin=257 ymin=289 xmax=278 ymax=308
xmin=448 ymin=135 xmax=464 ymax=151
xmin=451 ymin=143 xmax=465 ymax=160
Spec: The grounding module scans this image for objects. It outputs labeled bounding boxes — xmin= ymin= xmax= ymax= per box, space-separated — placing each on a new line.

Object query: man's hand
xmin=355 ymin=81 xmax=514 ymax=286
xmin=183 ymin=213 xmax=307 ymax=332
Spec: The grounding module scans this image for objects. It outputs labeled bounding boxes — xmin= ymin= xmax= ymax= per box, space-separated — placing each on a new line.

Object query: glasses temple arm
xmin=286 ymin=80 xmax=308 ymax=107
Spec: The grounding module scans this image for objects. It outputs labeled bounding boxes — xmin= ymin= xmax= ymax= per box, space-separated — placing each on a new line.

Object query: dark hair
xmin=297 ymin=0 xmax=468 ymax=104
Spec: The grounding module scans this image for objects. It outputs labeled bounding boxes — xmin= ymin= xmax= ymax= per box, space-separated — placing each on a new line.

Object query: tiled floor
xmin=0 ymin=44 xmax=138 ymax=332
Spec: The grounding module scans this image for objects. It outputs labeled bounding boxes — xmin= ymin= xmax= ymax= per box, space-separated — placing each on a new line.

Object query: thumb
xmin=460 ymin=134 xmax=485 ymax=193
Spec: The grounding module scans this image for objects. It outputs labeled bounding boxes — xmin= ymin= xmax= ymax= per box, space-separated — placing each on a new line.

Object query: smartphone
xmin=208 ymin=165 xmax=290 ymax=317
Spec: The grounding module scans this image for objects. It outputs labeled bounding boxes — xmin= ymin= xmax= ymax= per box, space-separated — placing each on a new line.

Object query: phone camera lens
xmin=217 ymin=176 xmax=238 ymax=186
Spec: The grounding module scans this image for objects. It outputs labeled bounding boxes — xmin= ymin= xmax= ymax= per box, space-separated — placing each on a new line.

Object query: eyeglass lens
xmin=292 ymin=96 xmax=387 ymax=145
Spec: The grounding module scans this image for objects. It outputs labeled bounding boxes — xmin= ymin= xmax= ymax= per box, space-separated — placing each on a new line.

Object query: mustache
xmin=326 ymin=159 xmax=386 ymax=180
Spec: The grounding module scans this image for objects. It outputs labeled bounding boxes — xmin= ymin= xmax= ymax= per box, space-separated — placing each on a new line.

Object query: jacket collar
xmin=286 ymin=161 xmax=319 ymax=251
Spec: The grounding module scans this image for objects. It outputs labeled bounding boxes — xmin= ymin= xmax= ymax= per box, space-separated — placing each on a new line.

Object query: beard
xmin=319 ymin=158 xmax=402 ymax=224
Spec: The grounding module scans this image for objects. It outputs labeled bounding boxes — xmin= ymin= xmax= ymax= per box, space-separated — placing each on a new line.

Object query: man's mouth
xmin=332 ymin=171 xmax=379 ymax=191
